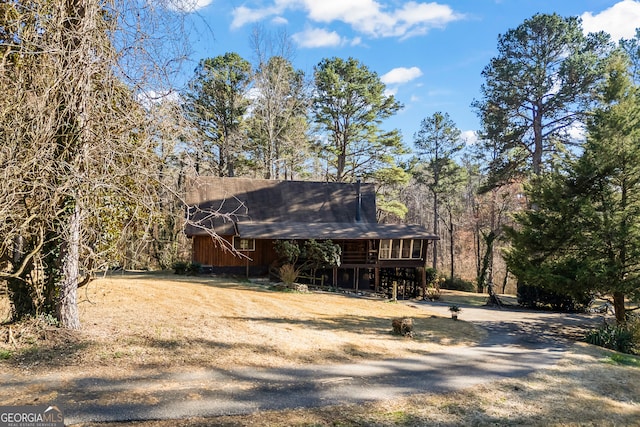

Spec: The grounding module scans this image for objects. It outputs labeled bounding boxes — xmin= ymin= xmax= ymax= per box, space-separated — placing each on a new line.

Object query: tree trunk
xmin=449 ymin=210 xmax=454 ymax=279
xmin=613 ymin=291 xmax=626 ymax=324
xmin=532 ymin=103 xmax=544 ymax=176
xmin=432 ymin=192 xmax=438 ymax=269
xmin=57 ymin=204 xmax=81 ymax=329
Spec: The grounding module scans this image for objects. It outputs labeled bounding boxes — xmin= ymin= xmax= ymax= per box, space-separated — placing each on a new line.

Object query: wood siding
xmin=192 ymin=236 xmax=279 ymax=268
xmin=193 ymin=236 xmax=430 ymax=270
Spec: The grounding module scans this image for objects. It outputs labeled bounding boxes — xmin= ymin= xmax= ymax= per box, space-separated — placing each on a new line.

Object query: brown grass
xmin=0 ymin=272 xmax=482 ymax=372
xmin=2 ymin=273 xmax=639 ymax=426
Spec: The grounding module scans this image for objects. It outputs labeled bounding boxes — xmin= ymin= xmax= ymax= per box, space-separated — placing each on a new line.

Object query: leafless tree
xmin=247 ymin=26 xmax=312 ymax=180
xmin=0 ymin=0 xmax=226 ymax=328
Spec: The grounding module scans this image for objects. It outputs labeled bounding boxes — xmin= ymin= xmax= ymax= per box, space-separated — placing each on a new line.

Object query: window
xmin=391 ymin=239 xmax=401 ymax=258
xmin=233 ymin=237 xmax=255 ymax=251
xmin=378 ymin=239 xmax=423 ymax=260
xmin=411 ymin=240 xmax=423 ymax=259
xmin=379 ymin=239 xmax=391 ymax=259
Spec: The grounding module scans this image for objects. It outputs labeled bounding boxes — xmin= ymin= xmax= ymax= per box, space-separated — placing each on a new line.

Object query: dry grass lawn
xmin=1 ymin=272 xmax=481 ymax=371
xmin=1 ymin=272 xmax=639 ymax=426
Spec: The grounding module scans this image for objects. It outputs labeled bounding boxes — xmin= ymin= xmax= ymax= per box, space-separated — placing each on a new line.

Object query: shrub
xmin=172 ymin=261 xmax=189 ymax=275
xmin=424 ymin=268 xmax=438 ymax=285
xmin=185 ymin=261 xmax=202 ymax=276
xmin=424 ymin=284 xmax=441 ymax=301
xmin=172 ymin=261 xmax=201 ymax=275
xmin=442 ymin=277 xmax=475 ymax=292
xmin=422 ymin=268 xmax=444 ymax=301
xmin=517 ymin=283 xmax=592 ymax=312
xmin=278 ymin=263 xmax=299 ymax=285
xmin=585 ymin=322 xmax=638 ymax=355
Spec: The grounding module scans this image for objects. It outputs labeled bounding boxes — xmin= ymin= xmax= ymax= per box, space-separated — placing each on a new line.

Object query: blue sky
xmin=168 ymin=0 xmax=640 ymax=147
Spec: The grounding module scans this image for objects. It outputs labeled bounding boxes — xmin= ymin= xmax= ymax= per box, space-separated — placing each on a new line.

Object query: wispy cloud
xmin=581 ymin=0 xmax=640 ymax=40
xmin=381 ymin=67 xmax=423 ymax=84
xmin=162 ymin=0 xmax=213 ymax=13
xmin=231 ymin=0 xmax=464 ymax=41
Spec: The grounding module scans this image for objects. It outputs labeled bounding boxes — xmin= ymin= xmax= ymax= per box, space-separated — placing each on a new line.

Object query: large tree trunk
xmin=613 ymin=291 xmax=626 ymax=325
xmin=57 ymin=204 xmax=81 ymax=329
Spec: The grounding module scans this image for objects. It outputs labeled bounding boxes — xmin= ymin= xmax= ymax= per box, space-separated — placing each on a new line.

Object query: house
xmin=185 ymin=177 xmax=438 ymax=297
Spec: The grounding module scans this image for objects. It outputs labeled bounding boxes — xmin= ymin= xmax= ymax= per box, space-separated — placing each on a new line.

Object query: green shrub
xmin=172 ymin=261 xmax=201 ymax=275
xmin=442 ymin=277 xmax=475 ymax=292
xmin=185 ymin=261 xmax=202 ymax=276
xmin=424 ymin=268 xmax=438 ymax=285
xmin=172 ymin=261 xmax=189 ymax=275
xmin=585 ymin=322 xmax=637 ymax=354
xmin=517 ymin=283 xmax=592 ymax=312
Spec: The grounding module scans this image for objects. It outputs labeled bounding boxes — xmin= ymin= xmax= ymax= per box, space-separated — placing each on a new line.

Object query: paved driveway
xmin=2 ymin=300 xmax=594 ymax=424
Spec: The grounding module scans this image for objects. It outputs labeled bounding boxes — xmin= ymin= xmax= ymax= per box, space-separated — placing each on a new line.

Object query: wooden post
xmin=392 ymin=280 xmax=397 ymax=301
xmin=374 ymin=267 xmax=380 ymax=292
xmin=355 ymin=267 xmax=359 ymax=291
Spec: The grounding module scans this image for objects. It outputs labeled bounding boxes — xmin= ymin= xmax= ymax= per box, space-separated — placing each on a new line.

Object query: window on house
xmin=391 ymin=239 xmax=401 ymax=258
xmin=379 ymin=239 xmax=391 ymax=259
xmin=411 ymin=240 xmax=423 ymax=258
xmin=233 ymin=237 xmax=255 ymax=251
xmin=378 ymin=239 xmax=423 ymax=260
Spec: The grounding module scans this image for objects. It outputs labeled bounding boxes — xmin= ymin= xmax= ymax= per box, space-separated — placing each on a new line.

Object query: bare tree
xmin=0 ymin=0 xmax=209 ymax=328
xmin=247 ymin=27 xmax=311 ymax=180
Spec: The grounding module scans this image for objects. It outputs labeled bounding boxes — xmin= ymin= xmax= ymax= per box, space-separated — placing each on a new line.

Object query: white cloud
xmin=381 ymin=67 xmax=423 ymax=84
xmin=232 ymin=5 xmax=280 ymax=29
xmin=384 ymin=87 xmax=398 ymax=97
xmin=581 ymin=0 xmax=640 ymax=41
xmin=162 ymin=0 xmax=213 ymax=12
xmin=461 ymin=130 xmax=478 ymax=145
xmin=231 ymin=0 xmax=464 ymax=40
xmin=292 ymin=27 xmax=346 ymax=48
xmin=271 ymin=16 xmax=289 ymax=25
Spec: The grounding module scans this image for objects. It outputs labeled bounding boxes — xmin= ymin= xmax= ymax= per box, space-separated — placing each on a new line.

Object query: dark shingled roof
xmin=185 ymin=177 xmax=437 ymax=240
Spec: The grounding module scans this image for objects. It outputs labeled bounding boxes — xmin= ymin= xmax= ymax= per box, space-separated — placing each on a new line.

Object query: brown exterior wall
xmin=193 ymin=236 xmax=429 ymax=270
xmin=191 ymin=236 xmax=279 ymax=268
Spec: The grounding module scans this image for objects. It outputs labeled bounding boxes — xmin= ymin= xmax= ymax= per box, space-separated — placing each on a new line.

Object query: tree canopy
xmin=473 ymin=13 xmax=612 ymax=187
xmin=0 ymin=0 xmax=162 ymax=328
xmin=413 ymin=112 xmax=464 ymax=269
xmin=184 ymin=52 xmax=252 ymax=177
xmin=312 ymin=57 xmax=405 ymax=183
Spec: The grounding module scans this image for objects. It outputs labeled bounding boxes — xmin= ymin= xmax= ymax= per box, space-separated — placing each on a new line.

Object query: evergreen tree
xmin=506 ymin=52 xmax=640 ymax=322
xmin=184 ymin=52 xmax=252 ymax=177
xmin=473 ymin=13 xmax=612 ymax=186
xmin=312 ymin=57 xmax=405 ymax=183
xmin=413 ymin=112 xmax=464 ymax=269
